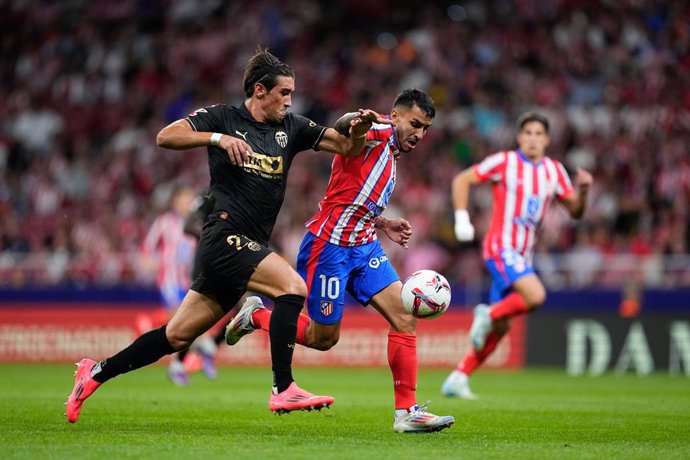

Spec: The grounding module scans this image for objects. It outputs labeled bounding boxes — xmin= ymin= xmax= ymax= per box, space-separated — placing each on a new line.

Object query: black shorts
xmin=191 ymin=217 xmax=271 ymax=311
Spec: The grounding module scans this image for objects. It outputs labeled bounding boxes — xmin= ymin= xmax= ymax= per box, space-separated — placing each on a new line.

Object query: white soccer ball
xmin=401 ymin=270 xmax=452 ymax=319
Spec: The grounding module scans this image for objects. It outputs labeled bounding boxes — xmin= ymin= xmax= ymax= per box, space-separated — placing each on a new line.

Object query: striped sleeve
xmin=370 ymin=122 xmax=393 ymax=141
xmin=554 ymin=161 xmax=575 ymax=199
xmin=474 ymin=151 xmax=506 ymax=183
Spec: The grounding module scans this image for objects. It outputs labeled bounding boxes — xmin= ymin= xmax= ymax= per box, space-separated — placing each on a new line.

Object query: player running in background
xmin=225 ymin=89 xmax=454 ymax=433
xmin=166 ymin=189 xmax=232 ymax=384
xmin=441 ymin=112 xmax=593 ymax=399
xmin=65 ymin=47 xmax=387 ymax=423
xmin=138 ymin=184 xmax=202 ymax=385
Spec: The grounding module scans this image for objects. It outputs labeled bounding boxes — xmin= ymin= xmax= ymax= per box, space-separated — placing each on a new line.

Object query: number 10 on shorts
xmin=318 ymin=274 xmax=340 ymax=299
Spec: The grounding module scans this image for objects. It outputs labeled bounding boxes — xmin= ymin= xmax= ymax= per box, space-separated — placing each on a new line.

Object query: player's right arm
xmin=374 ymin=216 xmax=412 ymax=248
xmin=156 ymin=120 xmax=217 ymax=150
xmin=318 ymin=109 xmax=392 ymax=158
xmin=451 ymin=167 xmax=481 ymax=242
xmin=156 ymin=117 xmax=253 ymax=166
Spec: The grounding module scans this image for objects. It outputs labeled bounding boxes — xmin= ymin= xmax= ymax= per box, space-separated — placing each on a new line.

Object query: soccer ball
xmin=401 ymin=270 xmax=452 ymax=319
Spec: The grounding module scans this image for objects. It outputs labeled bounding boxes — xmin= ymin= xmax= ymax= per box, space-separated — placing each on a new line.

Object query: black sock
xmin=269 ymin=294 xmax=304 ymax=393
xmin=175 ymin=348 xmax=189 ymax=363
xmin=213 ymin=327 xmax=226 ymax=345
xmin=92 ymin=325 xmax=175 ymax=383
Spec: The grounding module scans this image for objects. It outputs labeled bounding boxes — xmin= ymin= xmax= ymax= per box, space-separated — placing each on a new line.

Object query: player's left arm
xmin=559 ymin=167 xmax=593 ymax=219
xmin=317 ymin=109 xmax=392 ymax=157
xmin=374 ymin=216 xmax=412 ymax=249
xmin=183 ymin=192 xmax=214 ymax=240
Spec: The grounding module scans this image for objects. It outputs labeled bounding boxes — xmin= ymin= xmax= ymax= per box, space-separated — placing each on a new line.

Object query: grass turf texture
xmin=1 ymin=364 xmax=688 ymax=459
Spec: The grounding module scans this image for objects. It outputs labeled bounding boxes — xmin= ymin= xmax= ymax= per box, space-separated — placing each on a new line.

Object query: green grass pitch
xmin=1 ymin=364 xmax=688 ymax=459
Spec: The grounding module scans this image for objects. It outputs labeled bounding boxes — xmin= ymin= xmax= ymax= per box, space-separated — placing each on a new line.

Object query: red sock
xmin=489 ymin=292 xmax=529 ymax=321
xmin=251 ymin=309 xmax=310 ymax=346
xmin=458 ymin=331 xmax=502 ymax=376
xmin=388 ymin=332 xmax=418 ymax=410
xmin=295 ymin=314 xmax=310 ymax=346
xmin=251 ymin=308 xmax=271 ymax=332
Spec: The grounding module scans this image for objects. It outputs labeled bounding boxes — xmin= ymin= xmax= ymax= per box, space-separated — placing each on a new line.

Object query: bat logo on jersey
xmin=243 ymin=152 xmax=284 ymax=179
xmin=275 ymin=131 xmax=288 ymax=148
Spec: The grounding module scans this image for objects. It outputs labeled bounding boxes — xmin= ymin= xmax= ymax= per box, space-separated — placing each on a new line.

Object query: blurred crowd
xmin=1 ymin=0 xmax=689 ymax=288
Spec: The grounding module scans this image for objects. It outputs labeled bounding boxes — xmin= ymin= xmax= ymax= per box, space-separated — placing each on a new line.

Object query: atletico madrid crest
xmin=320 ymin=300 xmax=333 ymax=316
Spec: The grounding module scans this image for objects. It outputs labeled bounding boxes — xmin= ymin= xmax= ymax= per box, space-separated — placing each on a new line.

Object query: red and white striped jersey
xmin=475 ymin=149 xmax=574 ymax=260
xmin=306 ymin=121 xmax=399 ymax=247
xmin=140 ymin=211 xmax=197 ymax=289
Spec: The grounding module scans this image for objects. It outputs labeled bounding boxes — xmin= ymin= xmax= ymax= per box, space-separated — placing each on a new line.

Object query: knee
xmin=390 ymin=310 xmax=417 ymax=334
xmin=165 ymin=326 xmax=194 ymax=351
xmin=280 ymin=274 xmax=308 ymax=298
xmin=311 ymin=335 xmax=339 ymax=351
xmin=525 ymin=287 xmax=546 ymax=309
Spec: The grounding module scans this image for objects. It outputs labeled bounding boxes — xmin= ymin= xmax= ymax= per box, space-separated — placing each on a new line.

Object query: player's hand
xmin=575 ymin=167 xmax=593 ymax=193
xmin=218 ymin=135 xmax=253 ymax=166
xmin=454 ymin=209 xmax=475 ymax=242
xmin=350 ymin=108 xmax=392 ymax=138
xmin=377 ymin=217 xmax=412 ymax=248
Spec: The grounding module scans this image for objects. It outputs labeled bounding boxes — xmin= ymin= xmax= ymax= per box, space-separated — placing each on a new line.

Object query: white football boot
xmin=225 ymin=296 xmax=266 ymax=345
xmin=393 ymin=401 xmax=455 ymax=433
xmin=470 ymin=303 xmax=492 ymax=350
xmin=441 ymin=370 xmax=478 ymax=400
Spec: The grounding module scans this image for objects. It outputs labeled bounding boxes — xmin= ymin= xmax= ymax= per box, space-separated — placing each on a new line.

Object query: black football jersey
xmin=185 ymin=103 xmax=326 ymax=245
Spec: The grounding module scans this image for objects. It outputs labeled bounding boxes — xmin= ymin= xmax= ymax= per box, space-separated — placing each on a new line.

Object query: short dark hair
xmin=517 ymin=111 xmax=550 ymax=133
xmin=243 ymin=47 xmax=295 ymax=98
xmin=393 ymin=89 xmax=436 ymax=119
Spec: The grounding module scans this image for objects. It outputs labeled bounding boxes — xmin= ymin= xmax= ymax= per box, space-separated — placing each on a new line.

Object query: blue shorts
xmin=485 ymin=249 xmax=535 ymax=304
xmin=296 ymin=232 xmax=400 ymax=325
xmin=159 ymin=283 xmax=187 ymax=310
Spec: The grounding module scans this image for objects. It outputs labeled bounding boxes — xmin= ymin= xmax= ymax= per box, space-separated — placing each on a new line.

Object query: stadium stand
xmin=0 ymin=0 xmax=688 ymax=289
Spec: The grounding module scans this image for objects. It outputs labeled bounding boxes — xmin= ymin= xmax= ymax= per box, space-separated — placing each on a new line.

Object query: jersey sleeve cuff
xmin=185 ymin=117 xmax=198 ymax=131
xmin=472 ymin=163 xmax=489 ymax=183
xmin=311 ymin=127 xmax=327 ymax=151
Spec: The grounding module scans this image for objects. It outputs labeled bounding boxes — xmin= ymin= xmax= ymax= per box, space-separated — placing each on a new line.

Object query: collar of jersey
xmin=238 ymin=102 xmax=281 ymax=125
xmin=238 ymin=102 xmax=257 ymax=122
xmin=385 ymin=115 xmax=400 ymax=158
xmin=517 ymin=148 xmax=543 ymax=166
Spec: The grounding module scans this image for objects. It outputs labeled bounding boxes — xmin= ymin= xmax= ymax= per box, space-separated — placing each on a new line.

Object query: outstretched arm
xmin=374 ymin=216 xmax=412 ymax=249
xmin=156 ymin=120 xmax=253 ymax=166
xmin=451 ymin=167 xmax=481 ymax=241
xmin=317 ymin=109 xmax=392 ymax=157
xmin=559 ymin=168 xmax=593 ymax=219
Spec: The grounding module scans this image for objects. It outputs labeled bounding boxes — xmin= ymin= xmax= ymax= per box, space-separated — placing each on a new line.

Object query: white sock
xmin=395 ymin=404 xmax=418 ymax=418
xmin=197 ymin=336 xmax=217 ymax=355
xmin=169 ymin=359 xmax=185 ymax=372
